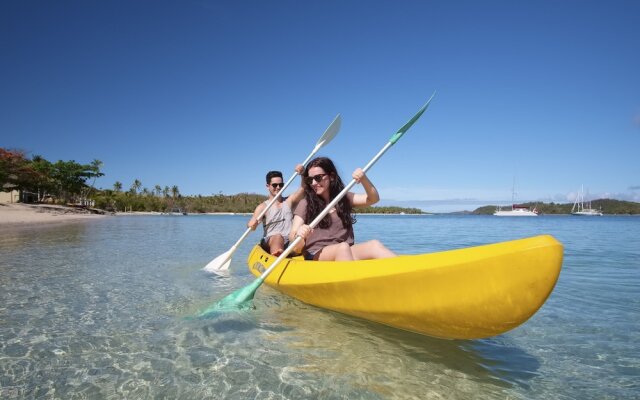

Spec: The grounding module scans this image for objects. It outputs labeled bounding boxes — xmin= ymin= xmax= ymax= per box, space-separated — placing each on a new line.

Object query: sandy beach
xmin=0 ymin=203 xmax=108 ymax=227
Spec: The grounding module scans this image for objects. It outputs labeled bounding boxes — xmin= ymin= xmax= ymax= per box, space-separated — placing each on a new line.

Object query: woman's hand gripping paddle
xmin=197 ymin=93 xmax=435 ymax=315
xmin=202 ymin=114 xmax=342 ymax=275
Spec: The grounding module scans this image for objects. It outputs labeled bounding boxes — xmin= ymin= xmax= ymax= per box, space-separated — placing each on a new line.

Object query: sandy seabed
xmin=0 ymin=203 xmax=107 ymax=228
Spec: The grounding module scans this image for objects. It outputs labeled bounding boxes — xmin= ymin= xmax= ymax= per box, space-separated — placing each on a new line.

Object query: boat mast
xmin=571 ymin=185 xmax=584 ymax=213
xmin=511 ymin=176 xmax=516 ymax=210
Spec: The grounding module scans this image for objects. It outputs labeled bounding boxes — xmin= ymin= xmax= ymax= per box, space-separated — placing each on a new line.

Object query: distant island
xmin=470 ymin=199 xmax=640 ymax=215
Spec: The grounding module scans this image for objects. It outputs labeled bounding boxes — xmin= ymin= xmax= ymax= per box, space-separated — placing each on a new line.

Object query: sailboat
xmin=571 ymin=185 xmax=603 ymax=216
xmin=494 ymin=178 xmax=538 ymax=217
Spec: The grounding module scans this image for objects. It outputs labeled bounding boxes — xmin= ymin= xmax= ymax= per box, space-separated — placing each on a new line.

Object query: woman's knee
xmin=365 ymin=239 xmax=395 ymax=258
xmin=337 ymin=241 xmax=351 ymax=254
xmin=331 ymin=242 xmax=354 ymax=261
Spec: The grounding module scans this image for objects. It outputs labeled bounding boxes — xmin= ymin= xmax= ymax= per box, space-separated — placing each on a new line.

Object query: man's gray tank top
xmin=262 ymin=199 xmax=293 ymax=239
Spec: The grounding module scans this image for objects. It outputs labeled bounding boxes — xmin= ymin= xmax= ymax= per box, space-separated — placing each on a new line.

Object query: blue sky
xmin=2 ymin=1 xmax=639 ymax=212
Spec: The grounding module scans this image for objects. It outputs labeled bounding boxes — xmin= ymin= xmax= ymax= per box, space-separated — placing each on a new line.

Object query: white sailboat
xmin=494 ymin=178 xmax=538 ymax=217
xmin=571 ymin=185 xmax=603 ymax=216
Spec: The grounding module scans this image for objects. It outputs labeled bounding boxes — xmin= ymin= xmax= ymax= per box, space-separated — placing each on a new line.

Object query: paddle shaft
xmin=203 ymin=96 xmax=434 ymax=308
xmin=208 ymin=115 xmax=341 ymax=269
xmin=254 ymin=93 xmax=436 ymax=283
xmin=224 ymin=168 xmax=300 ymax=257
xmin=257 ymin=141 xmax=396 ymax=281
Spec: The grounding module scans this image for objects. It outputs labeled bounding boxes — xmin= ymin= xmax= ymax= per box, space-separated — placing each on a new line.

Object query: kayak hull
xmin=247 ymin=235 xmax=563 ymax=339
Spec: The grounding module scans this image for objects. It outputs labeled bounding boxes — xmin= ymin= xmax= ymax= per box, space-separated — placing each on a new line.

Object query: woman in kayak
xmin=290 ymin=156 xmax=396 ymax=261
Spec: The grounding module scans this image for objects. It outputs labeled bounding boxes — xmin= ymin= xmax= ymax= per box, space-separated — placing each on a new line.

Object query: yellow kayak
xmin=247 ymin=234 xmax=563 ymax=339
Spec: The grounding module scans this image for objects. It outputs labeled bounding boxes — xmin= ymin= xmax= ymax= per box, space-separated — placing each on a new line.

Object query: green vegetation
xmin=91 ymin=191 xmax=425 ymax=214
xmin=356 ymin=206 xmax=425 ymax=214
xmin=93 ymin=191 xmax=267 ymax=214
xmin=473 ymin=199 xmax=640 ymax=215
xmin=1 ymin=148 xmax=103 ymax=204
xmin=1 ymin=147 xmax=424 ymax=214
xmin=5 ymin=147 xmax=637 ymax=215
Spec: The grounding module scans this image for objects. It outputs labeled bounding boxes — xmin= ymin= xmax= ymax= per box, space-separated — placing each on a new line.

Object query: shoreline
xmin=0 ymin=203 xmax=107 ymax=228
xmin=3 ymin=204 xmax=635 ymax=230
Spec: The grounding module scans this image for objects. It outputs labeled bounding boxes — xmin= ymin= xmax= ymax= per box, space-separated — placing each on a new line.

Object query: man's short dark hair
xmin=266 ymin=171 xmax=283 ymax=184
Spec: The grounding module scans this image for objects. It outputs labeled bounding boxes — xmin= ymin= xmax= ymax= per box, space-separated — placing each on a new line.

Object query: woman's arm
xmin=350 ymin=168 xmax=380 ymax=207
xmin=289 ymin=215 xmax=308 ymax=254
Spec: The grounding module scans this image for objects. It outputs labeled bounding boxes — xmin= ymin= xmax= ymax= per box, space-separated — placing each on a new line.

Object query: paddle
xmin=202 ymin=114 xmax=342 ymax=275
xmin=197 ymin=94 xmax=435 ymax=316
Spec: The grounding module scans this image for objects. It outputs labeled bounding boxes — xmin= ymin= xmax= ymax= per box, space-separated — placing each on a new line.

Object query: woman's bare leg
xmin=350 ymin=240 xmax=395 ymax=260
xmin=316 ymin=242 xmax=354 ymax=261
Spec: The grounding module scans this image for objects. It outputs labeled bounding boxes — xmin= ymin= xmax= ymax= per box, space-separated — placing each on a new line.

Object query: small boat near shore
xmin=247 ymin=235 xmax=563 ymax=339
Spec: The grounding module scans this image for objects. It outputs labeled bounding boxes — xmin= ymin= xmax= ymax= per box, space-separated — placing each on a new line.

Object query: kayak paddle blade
xmin=202 ymin=250 xmax=232 ymax=275
xmin=316 ymin=114 xmax=341 ymax=149
xmin=389 ymin=92 xmax=436 ymax=144
xmin=196 ymin=278 xmax=263 ymax=317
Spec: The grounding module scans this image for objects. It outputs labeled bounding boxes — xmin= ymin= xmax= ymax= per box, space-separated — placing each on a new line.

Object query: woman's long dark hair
xmin=303 ymin=157 xmax=356 ymax=232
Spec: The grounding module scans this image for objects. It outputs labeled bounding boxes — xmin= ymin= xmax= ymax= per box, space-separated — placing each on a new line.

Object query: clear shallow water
xmin=1 ymin=214 xmax=638 ymax=399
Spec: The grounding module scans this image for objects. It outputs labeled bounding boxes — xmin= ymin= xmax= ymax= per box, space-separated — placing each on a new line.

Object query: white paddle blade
xmin=202 ymin=251 xmax=232 ymax=274
xmin=315 ymin=114 xmax=341 ymax=150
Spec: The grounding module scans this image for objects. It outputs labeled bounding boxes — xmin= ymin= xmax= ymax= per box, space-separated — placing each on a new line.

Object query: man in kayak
xmin=248 ymin=165 xmax=304 ymax=256
xmin=290 ymin=157 xmax=396 ymax=261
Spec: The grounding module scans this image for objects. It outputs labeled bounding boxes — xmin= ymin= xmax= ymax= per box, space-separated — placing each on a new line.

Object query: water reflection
xmin=246 ymin=290 xmax=540 ymax=391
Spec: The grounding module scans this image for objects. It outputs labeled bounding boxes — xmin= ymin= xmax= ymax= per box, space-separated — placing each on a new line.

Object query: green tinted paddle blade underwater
xmin=196 ymin=278 xmax=263 ymax=318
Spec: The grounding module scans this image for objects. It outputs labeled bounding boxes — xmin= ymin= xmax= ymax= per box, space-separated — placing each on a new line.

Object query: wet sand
xmin=0 ymin=203 xmax=107 ymax=228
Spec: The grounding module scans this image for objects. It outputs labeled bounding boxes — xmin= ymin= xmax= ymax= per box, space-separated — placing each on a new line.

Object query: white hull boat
xmin=571 ymin=185 xmax=602 ymax=216
xmin=494 ymin=206 xmax=539 ymax=217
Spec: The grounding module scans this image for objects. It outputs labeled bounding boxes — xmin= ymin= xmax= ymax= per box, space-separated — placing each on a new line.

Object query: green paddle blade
xmin=389 ymin=92 xmax=436 ymax=144
xmin=196 ymin=277 xmax=263 ymax=317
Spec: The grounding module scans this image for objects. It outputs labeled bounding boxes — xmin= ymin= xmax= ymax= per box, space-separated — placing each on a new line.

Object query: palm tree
xmin=87 ymin=159 xmax=104 ymax=192
xmin=113 ymin=181 xmax=123 ymax=192
xmin=130 ymin=179 xmax=142 ymax=195
xmin=82 ymin=159 xmax=104 ymax=205
xmin=154 ymin=184 xmax=162 ymax=197
xmin=171 ymin=185 xmax=179 ymax=198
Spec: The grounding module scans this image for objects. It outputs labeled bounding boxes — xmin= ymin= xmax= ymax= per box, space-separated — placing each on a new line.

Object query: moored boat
xmin=247 ymin=235 xmax=563 ymax=339
xmin=494 ymin=204 xmax=539 ymax=216
xmin=571 ymin=185 xmax=603 ymax=216
xmin=494 ymin=177 xmax=539 ymax=216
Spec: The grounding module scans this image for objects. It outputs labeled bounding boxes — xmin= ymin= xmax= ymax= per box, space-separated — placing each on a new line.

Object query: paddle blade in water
xmin=202 ymin=250 xmax=232 ymax=275
xmin=196 ymin=278 xmax=263 ymax=317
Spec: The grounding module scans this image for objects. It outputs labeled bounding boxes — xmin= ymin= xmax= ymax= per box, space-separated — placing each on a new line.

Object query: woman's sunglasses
xmin=305 ymin=173 xmax=328 ymax=185
xmin=270 ymin=183 xmax=285 ymax=188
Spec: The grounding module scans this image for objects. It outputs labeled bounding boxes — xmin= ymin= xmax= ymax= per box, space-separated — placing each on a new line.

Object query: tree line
xmin=7 ymin=145 xmax=637 ymax=215
xmin=1 ymin=148 xmax=103 ymax=204
xmin=0 ymin=148 xmax=187 ymax=212
xmin=2 ymin=148 xmax=423 ymax=214
xmin=92 ymin=191 xmax=425 ymax=214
